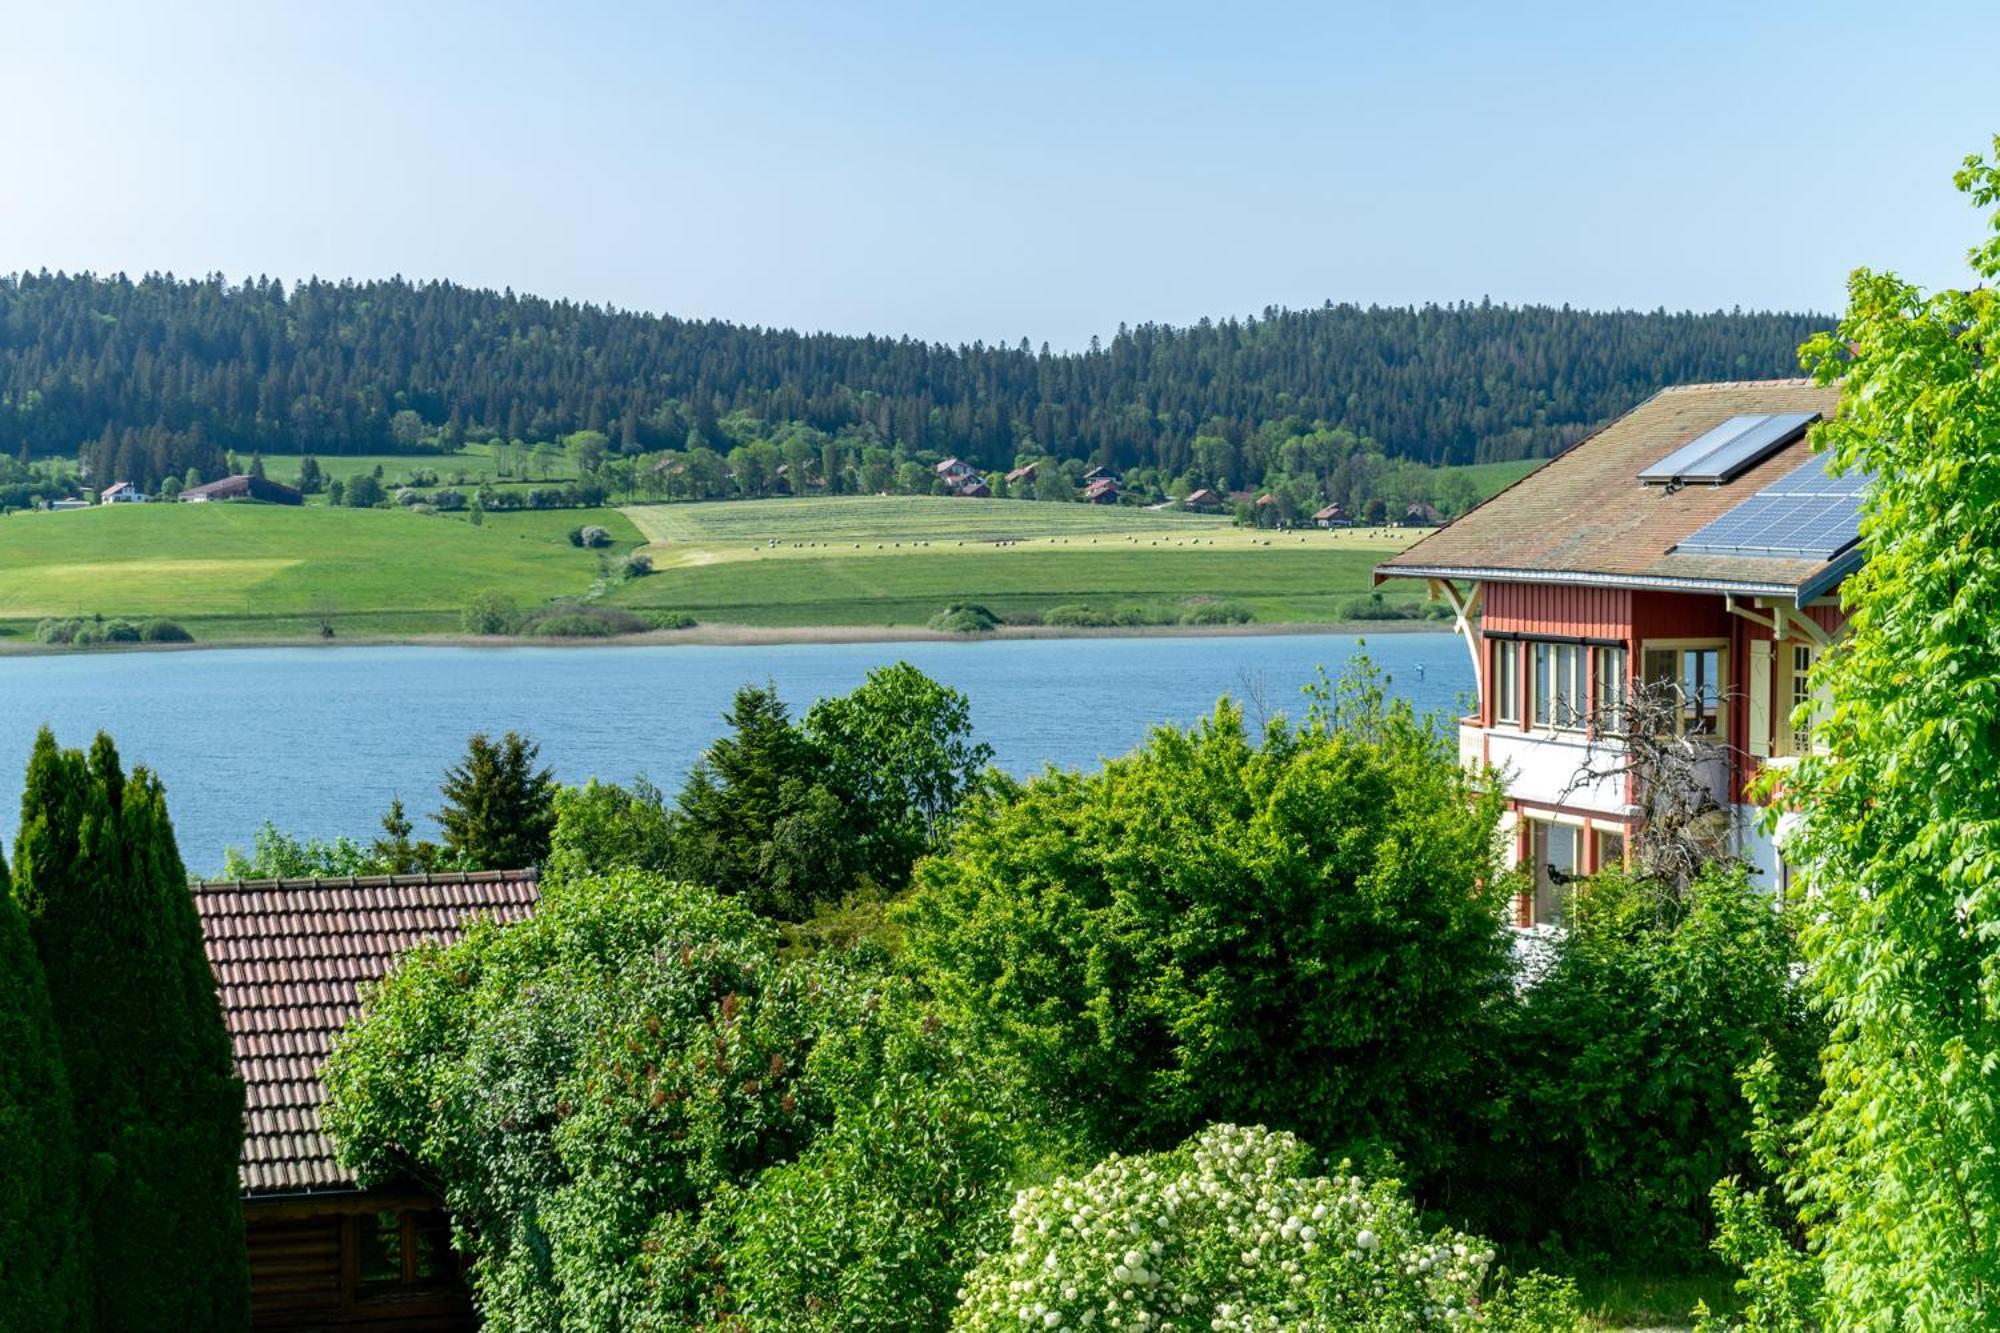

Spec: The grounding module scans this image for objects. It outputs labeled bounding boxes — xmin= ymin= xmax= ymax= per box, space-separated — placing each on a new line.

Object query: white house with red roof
xmin=1377 ymin=380 xmax=1862 ymax=926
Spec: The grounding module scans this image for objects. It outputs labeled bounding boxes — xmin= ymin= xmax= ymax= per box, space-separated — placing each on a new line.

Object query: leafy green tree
xmin=543 ymin=777 xmax=676 ymax=884
xmin=12 ymin=729 xmax=249 ymax=1331
xmin=1701 ymin=142 xmax=2000 ymax=1326
xmin=1463 ymin=867 xmax=1818 ymax=1267
xmin=460 ymin=589 xmax=517 ymax=635
xmin=802 ymin=661 xmax=991 ymax=889
xmin=672 ymin=684 xmax=851 ymax=916
xmin=901 ymin=681 xmax=1512 ymax=1171
xmin=323 ymin=873 xmax=1049 ymax=1330
xmin=344 ymin=472 xmax=383 ymax=507
xmin=435 ymin=730 xmax=556 ymax=869
xmin=220 ymin=821 xmax=376 ymax=878
xmin=0 ymin=849 xmax=87 ymax=1332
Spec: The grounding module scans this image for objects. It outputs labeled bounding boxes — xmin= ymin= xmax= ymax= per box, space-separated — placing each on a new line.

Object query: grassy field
xmin=0 ymin=494 xmax=1436 ymax=644
xmin=251 ymin=441 xmax=580 ymax=490
xmin=609 ymin=496 xmax=1428 ymax=627
xmin=0 ymin=503 xmax=619 ymax=641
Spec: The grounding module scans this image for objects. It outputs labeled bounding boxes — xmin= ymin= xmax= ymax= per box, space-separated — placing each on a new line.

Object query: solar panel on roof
xmin=1638 ymin=411 xmax=1819 ymax=485
xmin=1673 ymin=452 xmax=1872 ymax=560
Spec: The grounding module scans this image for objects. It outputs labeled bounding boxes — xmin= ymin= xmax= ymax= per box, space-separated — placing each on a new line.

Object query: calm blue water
xmin=0 ymin=633 xmax=1468 ymax=874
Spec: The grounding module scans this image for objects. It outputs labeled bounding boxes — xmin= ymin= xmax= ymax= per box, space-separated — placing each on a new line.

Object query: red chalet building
xmin=1377 ymin=379 xmax=1861 ymax=926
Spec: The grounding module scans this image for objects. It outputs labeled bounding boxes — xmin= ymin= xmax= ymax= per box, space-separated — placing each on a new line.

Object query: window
xmin=1529 ymin=818 xmax=1579 ymax=926
xmin=1594 ymin=646 xmax=1628 ymax=735
xmin=1642 ymin=642 xmax=1727 ymax=737
xmin=1530 ymin=641 xmax=1585 ymax=731
xmin=352 ymin=1208 xmax=459 ymax=1292
xmin=1594 ymin=826 xmax=1626 ymax=871
xmin=1782 ymin=643 xmax=1817 ymax=755
xmin=1493 ymin=641 xmax=1519 ymax=724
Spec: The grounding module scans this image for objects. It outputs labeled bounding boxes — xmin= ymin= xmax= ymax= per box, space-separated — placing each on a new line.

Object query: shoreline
xmin=0 ymin=617 xmax=1449 ymax=658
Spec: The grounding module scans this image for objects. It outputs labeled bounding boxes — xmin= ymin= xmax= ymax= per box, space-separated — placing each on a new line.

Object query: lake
xmin=0 ymin=632 xmax=1469 ymax=874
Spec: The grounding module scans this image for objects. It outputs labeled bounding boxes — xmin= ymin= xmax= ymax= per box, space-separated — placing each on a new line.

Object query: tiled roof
xmin=1378 ymin=380 xmax=1846 ymax=595
xmin=193 ymin=871 xmax=539 ymax=1197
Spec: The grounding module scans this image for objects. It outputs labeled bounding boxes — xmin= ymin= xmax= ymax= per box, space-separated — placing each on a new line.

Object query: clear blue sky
xmin=8 ymin=1 xmax=1996 ymax=347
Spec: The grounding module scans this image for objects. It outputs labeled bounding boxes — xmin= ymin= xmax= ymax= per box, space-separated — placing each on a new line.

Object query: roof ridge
xmin=1657 ymin=377 xmax=1818 ymax=393
xmin=194 ymin=868 xmax=539 ymax=892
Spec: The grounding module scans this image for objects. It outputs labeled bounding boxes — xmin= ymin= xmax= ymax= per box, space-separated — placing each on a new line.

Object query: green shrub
xmin=647 ymin=610 xmax=698 ymax=630
xmin=139 ymin=619 xmax=194 ymax=643
xmin=955 ymin=1123 xmax=1581 ymax=1331
xmin=35 ymin=617 xmax=82 ymax=644
xmin=902 ymin=678 xmax=1511 ymax=1173
xmin=926 ymin=602 xmax=1001 ymax=633
xmin=1178 ymin=599 xmax=1253 ymax=626
xmin=70 ymin=618 xmax=141 ymax=645
xmin=618 ymin=551 xmax=653 ymax=578
xmin=460 ymin=590 xmax=519 ymax=636
xmin=516 ymin=604 xmax=649 ymax=637
xmin=577 ymin=523 xmax=613 ymax=548
xmin=1042 ymin=603 xmax=1111 ymax=627
xmin=1461 ymin=867 xmax=1819 ymax=1268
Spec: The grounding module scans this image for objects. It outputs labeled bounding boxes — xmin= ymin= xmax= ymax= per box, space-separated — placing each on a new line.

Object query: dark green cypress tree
xmin=435 ymin=730 xmax=556 ymax=870
xmin=13 ymin=729 xmax=249 ymax=1331
xmin=0 ymin=849 xmax=87 ymax=1332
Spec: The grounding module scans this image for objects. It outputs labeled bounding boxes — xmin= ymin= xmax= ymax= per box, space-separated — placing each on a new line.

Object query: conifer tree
xmin=13 ymin=729 xmax=249 ymax=1331
xmin=435 ymin=731 xmax=557 ymax=870
xmin=0 ymin=849 xmax=87 ymax=1331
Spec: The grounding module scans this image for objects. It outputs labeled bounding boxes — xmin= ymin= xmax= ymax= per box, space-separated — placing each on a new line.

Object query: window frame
xmin=1528 ymin=639 xmax=1587 ymax=733
xmin=1779 ymin=642 xmax=1817 ymax=756
xmin=1492 ymin=639 xmax=1519 ymax=726
xmin=1640 ymin=638 xmax=1730 ymax=739
xmin=1593 ymin=644 xmax=1629 ymax=737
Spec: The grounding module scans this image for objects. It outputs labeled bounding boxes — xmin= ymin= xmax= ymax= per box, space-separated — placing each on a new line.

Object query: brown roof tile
xmin=1378 ymin=379 xmax=1845 ymax=594
xmin=193 ymin=870 xmax=539 ymax=1197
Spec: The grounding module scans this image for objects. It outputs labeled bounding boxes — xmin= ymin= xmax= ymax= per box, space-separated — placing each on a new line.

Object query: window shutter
xmin=1748 ymin=639 xmax=1772 ymax=757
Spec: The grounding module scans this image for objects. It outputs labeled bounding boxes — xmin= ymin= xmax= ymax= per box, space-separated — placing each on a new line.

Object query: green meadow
xmin=0 ymin=503 xmax=633 ymax=641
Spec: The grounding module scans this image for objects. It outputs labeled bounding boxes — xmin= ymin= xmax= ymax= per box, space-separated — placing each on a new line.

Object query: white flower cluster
xmin=953 ymin=1124 xmax=1499 ymax=1332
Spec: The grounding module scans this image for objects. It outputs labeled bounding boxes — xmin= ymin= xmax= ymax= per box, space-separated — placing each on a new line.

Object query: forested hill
xmin=0 ymin=271 xmax=1830 ymax=483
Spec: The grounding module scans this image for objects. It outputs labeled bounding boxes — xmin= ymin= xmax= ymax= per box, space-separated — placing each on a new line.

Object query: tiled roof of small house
xmin=1377 ymin=379 xmax=1848 ymax=599
xmin=193 ymin=870 xmax=540 ymax=1196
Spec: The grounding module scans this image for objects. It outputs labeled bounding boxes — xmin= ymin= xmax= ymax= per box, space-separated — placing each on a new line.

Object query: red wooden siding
xmin=1483 ymin=582 xmax=1632 ymax=637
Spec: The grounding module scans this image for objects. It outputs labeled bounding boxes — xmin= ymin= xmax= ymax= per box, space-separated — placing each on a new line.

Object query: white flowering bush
xmin=954 ymin=1124 xmax=1579 ymax=1332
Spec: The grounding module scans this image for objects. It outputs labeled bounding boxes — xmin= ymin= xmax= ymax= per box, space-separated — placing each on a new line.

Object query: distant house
xmin=1402 ymin=501 xmax=1443 ymax=527
xmin=193 ymin=870 xmax=540 ymax=1331
xmin=48 ymin=497 xmax=91 ymax=511
xmin=1182 ymin=487 xmax=1224 ymax=513
xmin=1082 ymin=478 xmax=1120 ymax=505
xmin=956 ymin=479 xmax=993 ymax=499
xmin=179 ymin=474 xmax=305 ymax=505
xmin=1005 ymin=462 xmax=1039 ymax=486
xmin=1312 ymin=502 xmax=1352 ymax=528
xmin=934 ymin=457 xmax=977 ymax=484
xmin=1082 ymin=464 xmax=1120 ymax=484
xmin=100 ymin=481 xmax=149 ymax=503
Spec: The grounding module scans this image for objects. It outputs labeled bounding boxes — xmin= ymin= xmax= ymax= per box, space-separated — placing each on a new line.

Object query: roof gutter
xmin=1374 ymin=563 xmax=1807 ymax=600
xmin=1793 ymin=545 xmax=1864 ymax=608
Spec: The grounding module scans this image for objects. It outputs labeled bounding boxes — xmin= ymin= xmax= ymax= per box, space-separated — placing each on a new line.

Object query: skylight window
xmin=1638 ymin=412 xmax=1818 ymax=486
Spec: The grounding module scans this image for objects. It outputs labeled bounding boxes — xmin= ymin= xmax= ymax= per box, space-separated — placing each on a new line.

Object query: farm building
xmin=1402 ymin=501 xmax=1443 ymax=527
xmin=194 ymin=870 xmax=540 ymax=1330
xmin=1005 ymin=462 xmax=1039 ymax=485
xmin=1377 ymin=379 xmax=1856 ymax=927
xmin=1181 ymin=487 xmax=1223 ymax=513
xmin=1082 ymin=477 xmax=1120 ymax=504
xmin=182 ymin=474 xmax=306 ymax=505
xmin=1082 ymin=464 xmax=1119 ymax=484
xmin=934 ymin=457 xmax=977 ymax=484
xmin=48 ymin=497 xmax=91 ymax=510
xmin=1311 ymin=503 xmax=1352 ymax=528
xmin=955 ymin=479 xmax=993 ymax=498
xmin=100 ymin=481 xmax=149 ymax=503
